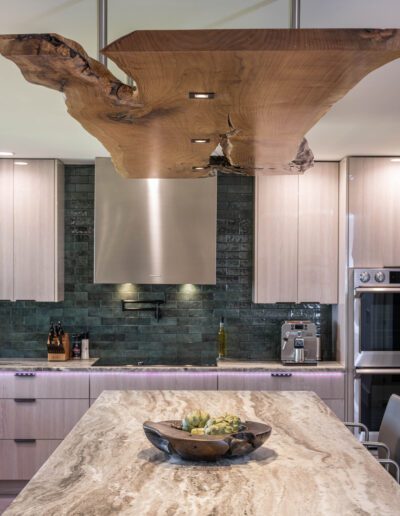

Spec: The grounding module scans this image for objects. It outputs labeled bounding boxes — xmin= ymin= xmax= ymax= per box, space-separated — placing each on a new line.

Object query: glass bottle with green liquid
xmin=218 ymin=316 xmax=227 ymax=359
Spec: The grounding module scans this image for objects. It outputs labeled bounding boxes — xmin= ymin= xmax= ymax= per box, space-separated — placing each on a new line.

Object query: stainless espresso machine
xmin=281 ymin=321 xmax=318 ymax=365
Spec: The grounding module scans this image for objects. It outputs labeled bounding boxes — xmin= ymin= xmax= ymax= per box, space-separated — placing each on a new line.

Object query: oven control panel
xmin=354 ymin=268 xmax=400 ymax=288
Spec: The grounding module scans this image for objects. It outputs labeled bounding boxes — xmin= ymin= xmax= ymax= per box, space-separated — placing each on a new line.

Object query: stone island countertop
xmin=5 ymin=390 xmax=399 ymax=516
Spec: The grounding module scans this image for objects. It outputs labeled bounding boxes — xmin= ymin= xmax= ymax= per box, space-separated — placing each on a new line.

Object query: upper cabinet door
xmin=253 ymin=174 xmax=298 ymax=303
xmin=0 ymin=160 xmax=14 ymax=300
xmin=13 ymin=160 xmax=64 ymax=301
xmin=348 ymin=157 xmax=400 ymax=268
xmin=298 ymin=162 xmax=339 ymax=303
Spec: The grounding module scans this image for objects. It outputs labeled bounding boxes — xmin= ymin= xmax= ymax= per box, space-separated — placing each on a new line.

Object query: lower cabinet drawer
xmin=217 ymin=371 xmax=345 ymax=399
xmin=0 ymin=399 xmax=89 ymax=439
xmin=0 ymin=440 xmax=62 ymax=480
xmin=323 ymin=399 xmax=345 ymax=421
xmin=0 ymin=372 xmax=89 ymax=399
xmin=90 ymin=372 xmax=218 ymax=399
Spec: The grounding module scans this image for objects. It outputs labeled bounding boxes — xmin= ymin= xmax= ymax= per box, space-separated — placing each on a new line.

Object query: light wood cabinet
xmin=13 ymin=159 xmax=64 ymax=301
xmin=218 ymin=371 xmax=345 ymax=421
xmin=324 ymin=398 xmax=345 ymax=420
xmin=348 ymin=157 xmax=400 ymax=267
xmin=254 ymin=162 xmax=339 ymax=303
xmin=0 ymin=159 xmax=64 ymax=301
xmin=0 ymin=372 xmax=89 ymax=399
xmin=90 ymin=371 xmax=218 ymax=399
xmin=0 ymin=160 xmax=14 ymax=300
xmin=0 ymin=399 xmax=89 ymax=439
xmin=0 ymin=372 xmax=89 ymax=489
xmin=254 ymin=175 xmax=298 ymax=303
xmin=218 ymin=371 xmax=344 ymax=398
xmin=298 ymin=163 xmax=339 ymax=303
xmin=0 ymin=440 xmax=62 ymax=480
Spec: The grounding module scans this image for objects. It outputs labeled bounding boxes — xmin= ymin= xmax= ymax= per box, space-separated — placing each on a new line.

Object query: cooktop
xmin=91 ymin=357 xmax=217 ymax=367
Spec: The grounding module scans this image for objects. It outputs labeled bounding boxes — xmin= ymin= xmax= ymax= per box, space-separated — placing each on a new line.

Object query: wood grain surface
xmin=1 ymin=30 xmax=400 ymax=178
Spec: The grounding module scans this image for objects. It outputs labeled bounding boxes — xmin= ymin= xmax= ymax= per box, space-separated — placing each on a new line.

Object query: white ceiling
xmin=0 ymin=0 xmax=400 ymax=162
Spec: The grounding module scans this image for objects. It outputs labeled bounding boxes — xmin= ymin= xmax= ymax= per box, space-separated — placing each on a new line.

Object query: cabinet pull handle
xmin=14 ymin=398 xmax=36 ymax=403
xmin=14 ymin=439 xmax=36 ymax=444
xmin=15 ymin=372 xmax=36 ymax=378
xmin=271 ymin=372 xmax=292 ymax=378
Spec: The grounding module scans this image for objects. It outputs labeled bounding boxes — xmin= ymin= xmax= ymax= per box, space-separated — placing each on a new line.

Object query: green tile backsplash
xmin=0 ymin=165 xmax=333 ymax=361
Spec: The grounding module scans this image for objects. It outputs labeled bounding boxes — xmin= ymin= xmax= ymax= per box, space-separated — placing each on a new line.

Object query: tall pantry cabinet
xmin=0 ymin=159 xmax=64 ymax=302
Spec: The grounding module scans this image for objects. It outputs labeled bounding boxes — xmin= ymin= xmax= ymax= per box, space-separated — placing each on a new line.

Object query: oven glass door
xmin=360 ymin=373 xmax=400 ymax=431
xmin=360 ymin=292 xmax=400 ymax=352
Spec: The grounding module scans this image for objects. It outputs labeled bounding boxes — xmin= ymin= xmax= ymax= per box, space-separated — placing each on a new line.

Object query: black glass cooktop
xmin=92 ymin=357 xmax=217 ymax=367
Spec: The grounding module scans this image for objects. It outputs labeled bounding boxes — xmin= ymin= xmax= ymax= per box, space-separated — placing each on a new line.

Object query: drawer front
xmin=0 ymin=440 xmax=61 ymax=480
xmin=217 ymin=372 xmax=277 ymax=391
xmin=218 ymin=371 xmax=345 ymax=398
xmin=274 ymin=373 xmax=345 ymax=398
xmin=0 ymin=372 xmax=89 ymax=399
xmin=0 ymin=399 xmax=89 ymax=439
xmin=0 ymin=496 xmax=14 ymax=513
xmin=90 ymin=372 xmax=218 ymax=399
xmin=323 ymin=399 xmax=345 ymax=421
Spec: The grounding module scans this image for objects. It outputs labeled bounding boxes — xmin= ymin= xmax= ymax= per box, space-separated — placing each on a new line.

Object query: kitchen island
xmin=4 ymin=391 xmax=400 ymax=516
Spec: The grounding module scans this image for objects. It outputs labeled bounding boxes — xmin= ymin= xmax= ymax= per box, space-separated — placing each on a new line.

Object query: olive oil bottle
xmin=218 ymin=316 xmax=227 ymax=359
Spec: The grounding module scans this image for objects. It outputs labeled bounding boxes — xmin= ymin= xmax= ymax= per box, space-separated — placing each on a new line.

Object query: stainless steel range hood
xmin=94 ymin=158 xmax=217 ymax=284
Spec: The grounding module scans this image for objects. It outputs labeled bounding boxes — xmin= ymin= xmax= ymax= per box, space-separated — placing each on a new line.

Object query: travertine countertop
xmin=0 ymin=358 xmax=345 ymax=372
xmin=0 ymin=358 xmax=98 ymax=371
xmin=5 ymin=390 xmax=399 ymax=516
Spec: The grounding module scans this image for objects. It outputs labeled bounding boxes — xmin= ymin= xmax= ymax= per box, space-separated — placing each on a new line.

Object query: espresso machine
xmin=281 ymin=321 xmax=318 ymax=365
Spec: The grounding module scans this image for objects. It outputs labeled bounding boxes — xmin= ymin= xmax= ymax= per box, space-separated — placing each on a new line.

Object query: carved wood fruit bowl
xmin=143 ymin=420 xmax=272 ymax=461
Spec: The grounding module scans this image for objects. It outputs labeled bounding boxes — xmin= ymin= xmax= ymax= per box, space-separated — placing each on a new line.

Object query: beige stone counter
xmin=0 ymin=358 xmax=344 ymax=372
xmin=5 ymin=390 xmax=399 ymax=515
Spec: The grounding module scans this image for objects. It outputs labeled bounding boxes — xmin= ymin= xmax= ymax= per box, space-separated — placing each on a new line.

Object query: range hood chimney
xmin=94 ymin=158 xmax=217 ymax=284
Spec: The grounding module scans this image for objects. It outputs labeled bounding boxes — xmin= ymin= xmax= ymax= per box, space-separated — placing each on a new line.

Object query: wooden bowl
xmin=143 ymin=420 xmax=272 ymax=461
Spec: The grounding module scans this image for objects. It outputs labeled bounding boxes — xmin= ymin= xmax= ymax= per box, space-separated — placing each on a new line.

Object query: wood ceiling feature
xmin=1 ymin=29 xmax=400 ymax=179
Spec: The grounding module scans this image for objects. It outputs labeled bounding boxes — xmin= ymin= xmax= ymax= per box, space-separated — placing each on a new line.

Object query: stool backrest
xmin=378 ymin=394 xmax=400 ymax=465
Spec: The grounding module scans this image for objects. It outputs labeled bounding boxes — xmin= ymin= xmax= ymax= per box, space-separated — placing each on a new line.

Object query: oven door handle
xmin=355 ymin=287 xmax=400 ymax=297
xmin=355 ymin=368 xmax=400 ymax=375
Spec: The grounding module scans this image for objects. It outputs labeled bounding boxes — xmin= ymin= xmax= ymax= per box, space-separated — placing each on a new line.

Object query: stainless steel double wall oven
xmin=352 ymin=268 xmax=400 ymax=436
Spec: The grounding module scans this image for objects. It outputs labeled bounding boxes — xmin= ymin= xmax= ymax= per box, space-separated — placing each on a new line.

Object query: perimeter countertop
xmin=5 ymin=390 xmax=399 ymax=516
xmin=0 ymin=359 xmax=345 ymax=372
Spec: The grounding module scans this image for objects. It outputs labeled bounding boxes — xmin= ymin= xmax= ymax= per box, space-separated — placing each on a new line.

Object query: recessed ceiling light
xmin=191 ymin=138 xmax=210 ymax=144
xmin=192 ymin=166 xmax=208 ymax=170
xmin=0 ymin=151 xmax=14 ymax=156
xmin=189 ymin=92 xmax=215 ymax=99
xmin=14 ymin=161 xmax=28 ymax=166
xmin=390 ymin=158 xmax=400 ymax=162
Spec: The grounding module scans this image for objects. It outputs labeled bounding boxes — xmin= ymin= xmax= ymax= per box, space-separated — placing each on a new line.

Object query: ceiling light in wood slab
xmin=1 ymin=29 xmax=400 ymax=178
xmin=191 ymin=138 xmax=210 ymax=144
xmin=188 ymin=92 xmax=215 ymax=99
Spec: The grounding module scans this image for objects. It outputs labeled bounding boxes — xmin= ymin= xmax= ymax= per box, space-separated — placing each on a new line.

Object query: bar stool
xmin=345 ymin=394 xmax=400 ymax=483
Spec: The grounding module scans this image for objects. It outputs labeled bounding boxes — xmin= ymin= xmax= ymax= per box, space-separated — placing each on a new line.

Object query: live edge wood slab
xmin=1 ymin=29 xmax=400 ymax=179
xmin=4 ymin=391 xmax=400 ymax=516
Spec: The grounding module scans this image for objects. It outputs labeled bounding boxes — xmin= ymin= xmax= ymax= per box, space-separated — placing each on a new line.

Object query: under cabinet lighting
xmin=390 ymin=158 xmax=400 ymax=162
xmin=189 ymin=92 xmax=215 ymax=99
xmin=0 ymin=151 xmax=14 ymax=156
xmin=14 ymin=161 xmax=28 ymax=166
xmin=191 ymin=138 xmax=210 ymax=144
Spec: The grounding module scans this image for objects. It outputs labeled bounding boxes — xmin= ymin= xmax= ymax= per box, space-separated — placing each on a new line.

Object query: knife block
xmin=47 ymin=333 xmax=71 ymax=361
